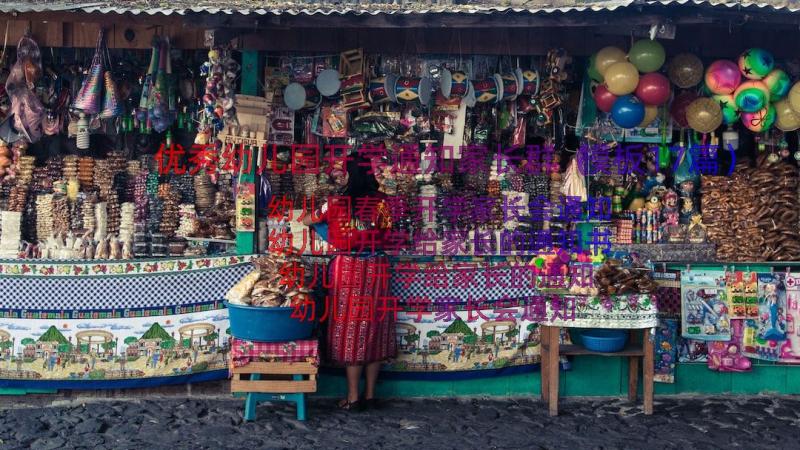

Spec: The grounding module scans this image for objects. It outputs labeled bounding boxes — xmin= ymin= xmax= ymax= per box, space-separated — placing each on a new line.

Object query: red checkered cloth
xmin=229 ymin=338 xmax=319 ymax=369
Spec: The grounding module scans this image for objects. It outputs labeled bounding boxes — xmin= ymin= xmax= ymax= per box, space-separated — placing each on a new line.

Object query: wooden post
xmin=628 ymin=329 xmax=640 ymax=402
xmin=643 ymin=328 xmax=654 ymax=415
xmin=235 ymin=50 xmax=262 ymax=256
xmin=547 ymin=325 xmax=560 ymax=416
xmin=540 ymin=325 xmax=549 ymax=401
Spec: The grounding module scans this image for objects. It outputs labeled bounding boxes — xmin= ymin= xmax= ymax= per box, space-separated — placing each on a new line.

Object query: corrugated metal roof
xmin=0 ymin=0 xmax=798 ymax=16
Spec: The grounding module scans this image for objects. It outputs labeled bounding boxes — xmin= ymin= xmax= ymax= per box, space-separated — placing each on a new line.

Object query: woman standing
xmin=304 ymin=156 xmax=396 ymax=411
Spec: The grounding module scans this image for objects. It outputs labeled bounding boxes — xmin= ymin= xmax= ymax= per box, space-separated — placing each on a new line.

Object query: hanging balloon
xmin=741 ymin=104 xmax=776 ymax=132
xmin=704 ymin=60 xmax=741 ymax=96
xmin=587 ymin=54 xmax=604 ymax=83
xmin=734 ymin=80 xmax=770 ymax=113
xmin=593 ymin=84 xmax=618 ymax=113
xmin=774 ymin=99 xmax=800 ymax=131
xmin=668 ymin=53 xmax=704 ymax=89
xmin=686 ymin=97 xmax=723 ymax=134
xmin=594 ymin=46 xmax=627 ymax=76
xmin=638 ymin=105 xmax=659 ymax=128
xmin=610 ymin=95 xmax=645 ymax=129
xmin=628 ymin=39 xmax=666 ymax=73
xmin=712 ymin=94 xmax=740 ymax=125
xmin=604 ymin=62 xmax=640 ymax=95
xmin=789 ymin=81 xmax=800 ymax=114
xmin=763 ymin=69 xmax=791 ymax=101
xmin=670 ymin=91 xmax=698 ymax=128
xmin=635 ymin=72 xmax=671 ymax=105
xmin=738 ymin=48 xmax=774 ymax=80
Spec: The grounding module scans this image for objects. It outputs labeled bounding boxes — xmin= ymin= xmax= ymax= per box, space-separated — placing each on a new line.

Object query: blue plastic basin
xmin=225 ymin=302 xmax=316 ymax=342
xmin=580 ymin=329 xmax=628 ymax=353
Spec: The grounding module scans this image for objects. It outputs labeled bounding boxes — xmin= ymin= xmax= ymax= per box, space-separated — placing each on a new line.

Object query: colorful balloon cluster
xmin=688 ymin=48 xmax=795 ymax=133
xmin=591 ymin=40 xmax=670 ymax=129
xmin=594 ymin=44 xmax=800 ymax=134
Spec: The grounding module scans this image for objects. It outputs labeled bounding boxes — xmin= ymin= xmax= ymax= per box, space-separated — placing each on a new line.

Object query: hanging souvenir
xmin=394 ymin=77 xmax=432 ymax=104
xmin=472 ymin=74 xmax=503 ymax=103
xmin=284 ymin=83 xmax=321 ymax=111
xmin=315 ymin=68 xmax=341 ymax=97
xmin=440 ymin=68 xmax=469 ymax=99
xmin=519 ymin=68 xmax=540 ymax=96
xmin=321 ymin=105 xmax=348 ymax=138
xmin=5 ymin=34 xmax=43 ymax=143
xmin=73 ymin=30 xmax=104 ymax=115
xmin=499 ymin=69 xmax=523 ymax=102
xmin=99 ymin=71 xmax=123 ymax=119
xmin=368 ymin=76 xmax=392 ymax=105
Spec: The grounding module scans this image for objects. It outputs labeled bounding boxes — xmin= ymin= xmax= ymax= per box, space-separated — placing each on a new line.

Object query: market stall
xmin=0 ymin=27 xmax=255 ymax=389
xmin=3 ymin=0 xmax=800 ymax=399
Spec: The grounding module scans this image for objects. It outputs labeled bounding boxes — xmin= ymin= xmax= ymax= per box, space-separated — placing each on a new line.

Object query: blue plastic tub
xmin=580 ymin=329 xmax=628 ymax=353
xmin=225 ymin=302 xmax=316 ymax=342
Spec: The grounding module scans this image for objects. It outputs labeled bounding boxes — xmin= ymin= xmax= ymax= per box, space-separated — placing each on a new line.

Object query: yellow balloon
xmin=788 ymin=81 xmax=800 ymax=115
xmin=604 ymin=62 xmax=640 ymax=96
xmin=595 ymin=46 xmax=627 ymax=76
xmin=638 ymin=105 xmax=659 ymax=128
xmin=775 ymin=99 xmax=800 ymax=131
xmin=686 ymin=97 xmax=722 ymax=134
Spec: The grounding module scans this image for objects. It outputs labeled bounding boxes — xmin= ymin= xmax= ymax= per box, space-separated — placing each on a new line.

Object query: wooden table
xmin=540 ymin=325 xmax=654 ymax=416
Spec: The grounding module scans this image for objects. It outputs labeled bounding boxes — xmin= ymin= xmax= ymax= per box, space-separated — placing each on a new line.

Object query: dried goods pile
xmin=702 ymin=159 xmax=800 ymax=261
xmin=225 ymin=254 xmax=314 ymax=308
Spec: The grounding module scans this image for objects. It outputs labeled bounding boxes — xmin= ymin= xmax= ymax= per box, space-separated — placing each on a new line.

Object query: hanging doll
xmin=678 ymin=179 xmax=698 ymax=224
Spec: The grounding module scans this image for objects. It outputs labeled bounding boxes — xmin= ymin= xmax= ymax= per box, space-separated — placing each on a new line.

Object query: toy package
xmin=707 ymin=319 xmax=751 ymax=372
xmin=681 ymin=270 xmax=731 ymax=341
xmin=741 ymin=273 xmax=788 ymax=361
xmin=777 ymin=274 xmax=800 ymax=363
xmin=727 ymin=271 xmax=758 ymax=319
xmin=678 ymin=337 xmax=708 ymax=363
xmin=654 ymin=319 xmax=678 ymax=383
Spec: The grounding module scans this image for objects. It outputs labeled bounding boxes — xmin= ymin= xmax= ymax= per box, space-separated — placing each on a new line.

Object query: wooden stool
xmin=540 ymin=325 xmax=654 ymax=416
xmin=231 ymin=361 xmax=317 ymax=421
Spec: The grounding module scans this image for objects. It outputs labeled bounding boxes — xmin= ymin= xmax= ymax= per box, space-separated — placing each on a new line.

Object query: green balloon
xmin=587 ymin=54 xmax=604 ymax=82
xmin=713 ymin=94 xmax=740 ymax=125
xmin=534 ymin=257 xmax=545 ymax=269
xmin=628 ymin=39 xmax=666 ymax=73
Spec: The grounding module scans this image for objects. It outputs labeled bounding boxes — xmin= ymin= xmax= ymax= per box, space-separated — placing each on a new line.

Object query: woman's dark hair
xmin=343 ymin=155 xmax=379 ymax=199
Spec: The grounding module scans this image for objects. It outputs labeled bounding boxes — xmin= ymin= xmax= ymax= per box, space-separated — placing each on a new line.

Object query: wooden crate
xmin=231 ymin=361 xmax=318 ymax=394
xmin=231 ymin=361 xmax=318 ymax=421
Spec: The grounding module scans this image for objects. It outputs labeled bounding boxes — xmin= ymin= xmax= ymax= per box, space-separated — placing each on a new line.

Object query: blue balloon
xmin=611 ymin=95 xmax=646 ymax=129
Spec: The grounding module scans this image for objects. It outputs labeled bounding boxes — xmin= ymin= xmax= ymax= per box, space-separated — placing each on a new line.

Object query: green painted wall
xmin=316 ymin=361 xmax=800 ymax=398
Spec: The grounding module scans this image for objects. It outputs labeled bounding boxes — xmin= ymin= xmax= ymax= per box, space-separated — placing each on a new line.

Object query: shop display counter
xmin=0 ymin=255 xmax=254 ymax=390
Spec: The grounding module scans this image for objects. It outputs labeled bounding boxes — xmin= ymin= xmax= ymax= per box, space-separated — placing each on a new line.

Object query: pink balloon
xmin=635 ymin=73 xmax=671 ymax=105
xmin=593 ymin=84 xmax=618 ymax=113
xmin=705 ymin=60 xmax=742 ymax=95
